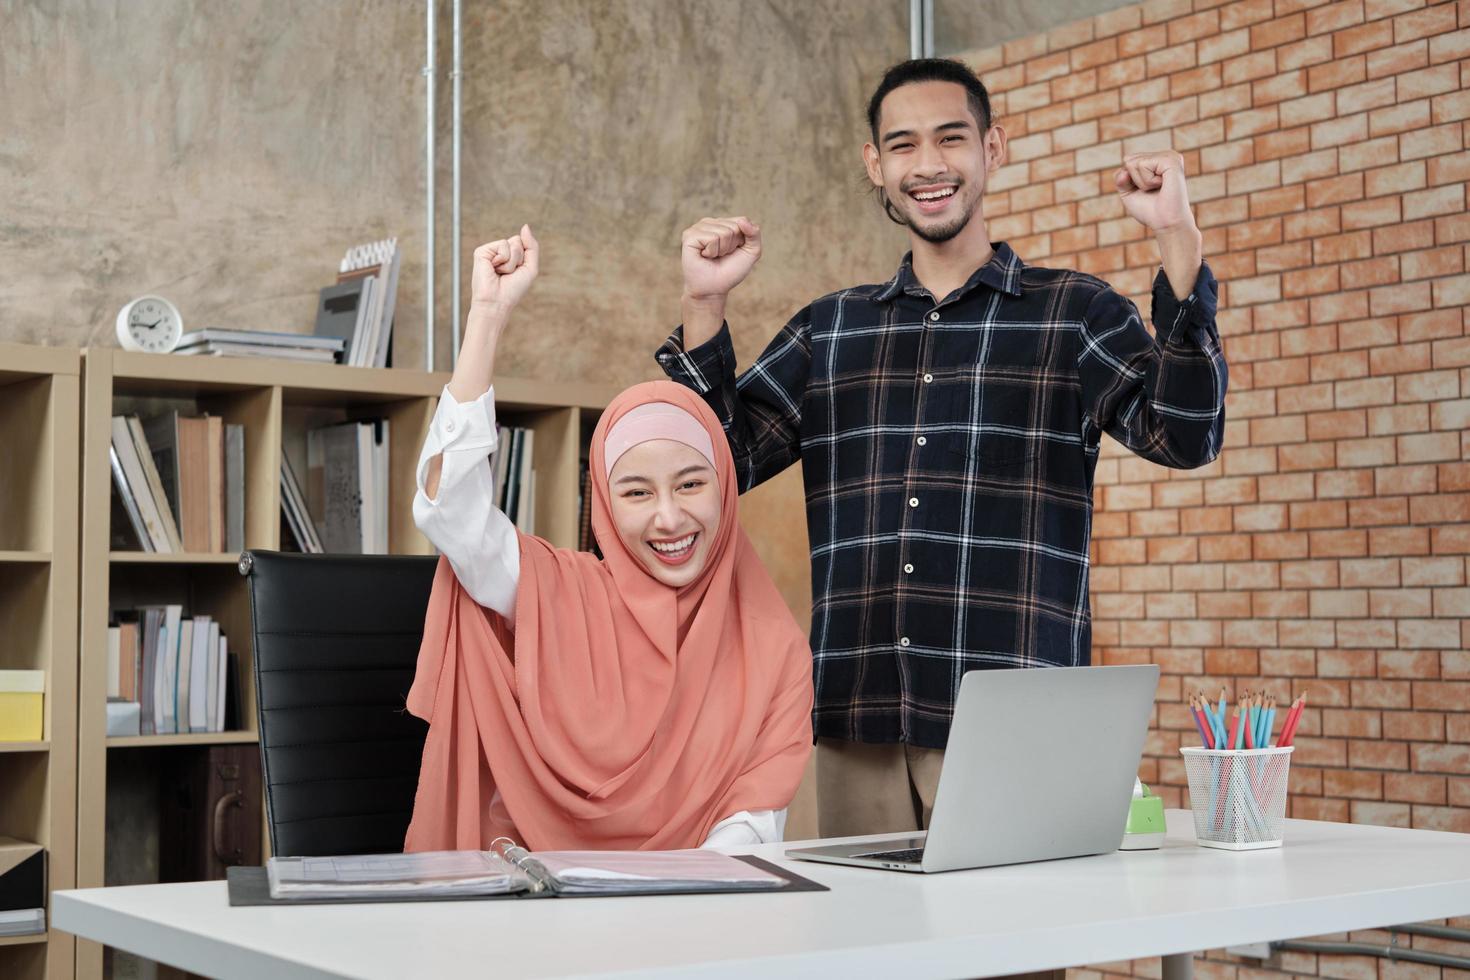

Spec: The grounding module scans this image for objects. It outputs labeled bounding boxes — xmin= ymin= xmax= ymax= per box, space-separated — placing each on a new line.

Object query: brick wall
xmin=958 ymin=0 xmax=1470 ymax=976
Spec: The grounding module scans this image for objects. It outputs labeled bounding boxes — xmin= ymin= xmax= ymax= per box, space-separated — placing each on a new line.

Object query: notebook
xmin=229 ymin=839 xmax=825 ymax=906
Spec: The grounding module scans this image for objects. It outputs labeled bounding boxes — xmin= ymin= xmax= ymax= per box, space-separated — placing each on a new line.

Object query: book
xmin=177 ymin=328 xmax=344 ymax=351
xmin=130 ymin=416 xmax=184 ymax=552
xmin=188 ymin=617 xmax=214 ymax=733
xmin=279 ymin=450 xmax=323 ymax=553
xmin=206 ymin=415 xmax=225 ymax=552
xmin=118 ymin=621 xmax=139 ymax=701
xmin=109 ymin=447 xmax=151 ymax=551
xmin=306 ymin=419 xmax=389 ymax=553
xmin=262 ymin=842 xmax=791 ymax=903
xmin=177 ymin=342 xmax=339 ymax=363
xmin=0 ymin=908 xmax=45 ymax=938
xmin=175 ymin=618 xmax=194 ymax=736
xmin=314 ymin=279 xmax=372 ymax=365
xmin=207 ymin=631 xmax=224 ymax=733
xmin=307 ymin=423 xmax=363 ymax=553
xmin=107 ymin=627 xmax=121 ymax=700
xmin=158 ymin=604 xmax=183 ymax=735
xmin=225 ymin=423 xmax=245 ymax=553
xmin=138 ymin=607 xmax=162 ymax=735
xmin=350 ymin=276 xmax=377 ymax=368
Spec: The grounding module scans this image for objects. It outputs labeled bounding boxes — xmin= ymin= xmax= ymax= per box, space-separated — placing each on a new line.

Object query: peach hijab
xmin=403 ymin=381 xmax=813 ymax=851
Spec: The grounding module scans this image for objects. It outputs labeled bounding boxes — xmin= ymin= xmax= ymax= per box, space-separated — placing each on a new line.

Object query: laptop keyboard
xmin=854 ymin=846 xmax=925 ymax=863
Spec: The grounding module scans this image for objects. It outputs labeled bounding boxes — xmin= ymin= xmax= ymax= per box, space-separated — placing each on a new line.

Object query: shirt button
xmin=904 ymin=563 xmax=914 ymax=574
xmin=916 ymin=436 xmax=927 ymax=446
xmin=899 ymin=637 xmax=911 ymax=647
xmin=923 ymin=373 xmax=934 ymax=383
xmin=445 ymin=419 xmax=456 ymax=432
xmin=909 ymin=497 xmax=919 ymax=508
xmin=929 ymin=311 xmax=940 ymax=321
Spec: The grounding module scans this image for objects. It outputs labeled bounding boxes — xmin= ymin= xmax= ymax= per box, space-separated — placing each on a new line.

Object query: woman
xmin=405 ymin=225 xmax=813 ymax=851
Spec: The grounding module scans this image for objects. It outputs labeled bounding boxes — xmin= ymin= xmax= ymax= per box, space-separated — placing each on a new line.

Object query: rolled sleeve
xmin=699 ymin=808 xmax=788 ymax=849
xmin=412 ymin=385 xmax=520 ymax=621
xmin=655 ymin=323 xmax=738 ymax=396
xmin=415 ymin=385 xmax=502 ymax=504
xmin=1150 ymin=261 xmax=1220 ymax=347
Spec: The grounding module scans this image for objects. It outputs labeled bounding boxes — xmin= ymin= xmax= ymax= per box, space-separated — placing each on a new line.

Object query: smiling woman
xmin=405 ymin=227 xmax=813 ymax=856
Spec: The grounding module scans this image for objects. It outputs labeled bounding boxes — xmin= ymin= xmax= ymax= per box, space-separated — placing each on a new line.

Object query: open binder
xmin=228 ymin=839 xmax=826 ymax=906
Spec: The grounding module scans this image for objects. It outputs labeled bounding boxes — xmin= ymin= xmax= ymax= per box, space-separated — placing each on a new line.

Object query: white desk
xmin=54 ymin=811 xmax=1470 ymax=980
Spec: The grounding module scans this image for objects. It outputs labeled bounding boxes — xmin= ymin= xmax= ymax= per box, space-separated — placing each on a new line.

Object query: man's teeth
xmin=913 ymin=187 xmax=956 ymax=200
xmin=651 ymin=534 xmax=696 ymax=554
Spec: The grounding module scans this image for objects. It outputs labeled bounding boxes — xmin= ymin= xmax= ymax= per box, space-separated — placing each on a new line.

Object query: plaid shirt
xmin=657 ymin=243 xmax=1226 ymax=747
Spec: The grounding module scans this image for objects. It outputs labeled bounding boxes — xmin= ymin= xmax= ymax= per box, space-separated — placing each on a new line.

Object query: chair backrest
xmin=241 ymin=550 xmax=437 ymax=857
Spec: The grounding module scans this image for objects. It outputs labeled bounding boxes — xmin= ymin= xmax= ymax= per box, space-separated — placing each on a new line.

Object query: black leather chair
xmin=240 ymin=550 xmax=437 ymax=857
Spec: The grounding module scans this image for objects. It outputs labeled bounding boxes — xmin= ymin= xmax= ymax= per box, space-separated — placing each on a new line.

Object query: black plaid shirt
xmin=657 ymin=243 xmax=1226 ymax=747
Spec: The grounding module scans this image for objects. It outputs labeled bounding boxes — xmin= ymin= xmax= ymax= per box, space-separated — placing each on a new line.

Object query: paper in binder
xmin=261 ymin=840 xmax=791 ymax=903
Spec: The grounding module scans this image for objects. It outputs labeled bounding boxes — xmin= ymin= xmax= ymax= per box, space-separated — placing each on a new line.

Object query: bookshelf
xmin=0 ymin=344 xmax=80 ymax=980
xmin=74 ymin=348 xmax=617 ymax=979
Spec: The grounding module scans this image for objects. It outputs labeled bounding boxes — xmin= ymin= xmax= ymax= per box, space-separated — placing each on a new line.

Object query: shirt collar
xmin=874 ymin=241 xmax=1025 ymax=303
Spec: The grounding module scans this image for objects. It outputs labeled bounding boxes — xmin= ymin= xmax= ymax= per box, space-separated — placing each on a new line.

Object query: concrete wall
xmin=1 ymin=0 xmax=919 ymax=627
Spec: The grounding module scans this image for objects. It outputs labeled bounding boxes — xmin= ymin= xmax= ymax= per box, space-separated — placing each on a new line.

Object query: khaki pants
xmin=816 ymin=737 xmax=945 ymax=837
xmin=815 ymin=738 xmax=1066 ymax=980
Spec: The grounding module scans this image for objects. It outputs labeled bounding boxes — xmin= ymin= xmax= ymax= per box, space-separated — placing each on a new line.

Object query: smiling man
xmin=656 ymin=58 xmax=1228 ymax=839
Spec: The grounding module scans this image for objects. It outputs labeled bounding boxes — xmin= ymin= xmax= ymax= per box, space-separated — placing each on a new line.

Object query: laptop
xmin=786 ymin=663 xmax=1159 ymax=873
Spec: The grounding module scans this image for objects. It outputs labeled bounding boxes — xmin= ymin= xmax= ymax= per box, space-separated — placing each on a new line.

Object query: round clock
xmin=115 ymin=295 xmax=184 ymax=353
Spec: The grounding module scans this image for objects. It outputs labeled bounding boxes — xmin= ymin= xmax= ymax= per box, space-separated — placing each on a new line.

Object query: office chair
xmin=240 ymin=550 xmax=437 ymax=857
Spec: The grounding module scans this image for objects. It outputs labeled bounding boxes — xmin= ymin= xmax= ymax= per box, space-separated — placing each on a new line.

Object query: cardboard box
xmin=0 ymin=670 xmax=44 ymax=741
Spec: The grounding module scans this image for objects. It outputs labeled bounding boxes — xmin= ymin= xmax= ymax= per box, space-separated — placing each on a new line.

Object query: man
xmin=656 ymin=58 xmax=1227 ymax=838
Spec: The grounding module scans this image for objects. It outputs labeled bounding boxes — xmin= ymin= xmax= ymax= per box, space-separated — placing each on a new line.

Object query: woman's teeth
xmin=650 ymin=534 xmax=696 ymax=555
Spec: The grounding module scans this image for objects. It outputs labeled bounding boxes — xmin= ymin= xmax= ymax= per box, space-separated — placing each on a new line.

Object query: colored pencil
xmin=1279 ymin=693 xmax=1306 ymax=747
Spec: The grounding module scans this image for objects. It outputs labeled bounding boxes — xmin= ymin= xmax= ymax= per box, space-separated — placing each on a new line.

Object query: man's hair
xmin=866 ymin=58 xmax=994 ymax=145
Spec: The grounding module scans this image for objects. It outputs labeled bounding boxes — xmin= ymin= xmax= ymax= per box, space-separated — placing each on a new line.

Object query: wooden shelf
xmin=106 ymin=732 xmax=258 ymax=749
xmin=108 ymin=552 xmax=242 ymax=565
xmin=74 ymin=345 xmax=613 ymax=980
xmin=0 ymin=741 xmax=49 ymax=754
xmin=0 ymin=344 xmax=80 ymax=980
xmin=0 ymin=551 xmax=49 ymax=563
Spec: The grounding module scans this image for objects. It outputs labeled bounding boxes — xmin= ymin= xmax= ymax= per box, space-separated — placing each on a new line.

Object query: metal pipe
xmin=909 ymin=0 xmax=922 ymax=59
xmin=922 ymin=0 xmax=934 ymax=58
xmin=1275 ymin=939 xmax=1470 ymax=970
xmin=423 ymin=0 xmax=437 ymax=371
xmin=1391 ymin=923 xmax=1470 ymax=944
xmin=450 ymin=0 xmax=463 ymax=366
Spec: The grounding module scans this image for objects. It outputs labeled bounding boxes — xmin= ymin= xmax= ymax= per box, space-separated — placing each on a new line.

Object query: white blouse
xmin=413 ymin=385 xmax=787 ymax=848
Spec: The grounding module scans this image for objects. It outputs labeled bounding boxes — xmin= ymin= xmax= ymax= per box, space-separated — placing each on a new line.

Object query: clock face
xmin=116 ymin=296 xmax=183 ymax=353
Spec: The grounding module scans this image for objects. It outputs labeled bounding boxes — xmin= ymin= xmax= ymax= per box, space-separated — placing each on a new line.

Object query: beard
xmin=897 ymin=184 xmax=980 ymax=244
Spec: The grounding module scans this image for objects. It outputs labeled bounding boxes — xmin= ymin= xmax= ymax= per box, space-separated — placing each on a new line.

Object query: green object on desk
xmin=1120 ymin=783 xmax=1167 ymax=850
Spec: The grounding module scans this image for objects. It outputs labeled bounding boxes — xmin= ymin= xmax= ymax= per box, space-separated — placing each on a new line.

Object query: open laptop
xmin=787 ymin=663 xmax=1159 ymax=873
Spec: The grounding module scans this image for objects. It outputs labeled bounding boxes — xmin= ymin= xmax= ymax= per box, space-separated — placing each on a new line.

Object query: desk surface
xmin=54 ymin=811 xmax=1470 ymax=980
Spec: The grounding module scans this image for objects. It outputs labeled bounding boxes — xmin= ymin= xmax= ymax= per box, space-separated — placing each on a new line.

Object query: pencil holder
xmin=1180 ymin=747 xmax=1293 ymax=850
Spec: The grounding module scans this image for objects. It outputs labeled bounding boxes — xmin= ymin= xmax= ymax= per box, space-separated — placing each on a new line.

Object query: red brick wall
xmin=960 ymin=1 xmax=1470 ymax=976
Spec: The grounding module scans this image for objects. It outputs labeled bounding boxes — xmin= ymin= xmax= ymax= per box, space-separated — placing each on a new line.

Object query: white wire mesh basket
xmin=1180 ymin=746 xmax=1294 ymax=850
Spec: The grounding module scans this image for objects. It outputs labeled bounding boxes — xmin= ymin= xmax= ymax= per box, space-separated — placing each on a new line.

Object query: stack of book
xmin=491 ymin=424 xmax=535 ymax=533
xmin=314 ymin=238 xmax=401 ymax=368
xmin=110 ymin=412 xmax=245 ymax=554
xmin=105 ymin=608 xmax=236 ymax=737
xmin=175 ymin=329 xmax=344 ymax=364
xmin=279 ymin=418 xmax=391 ymax=554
